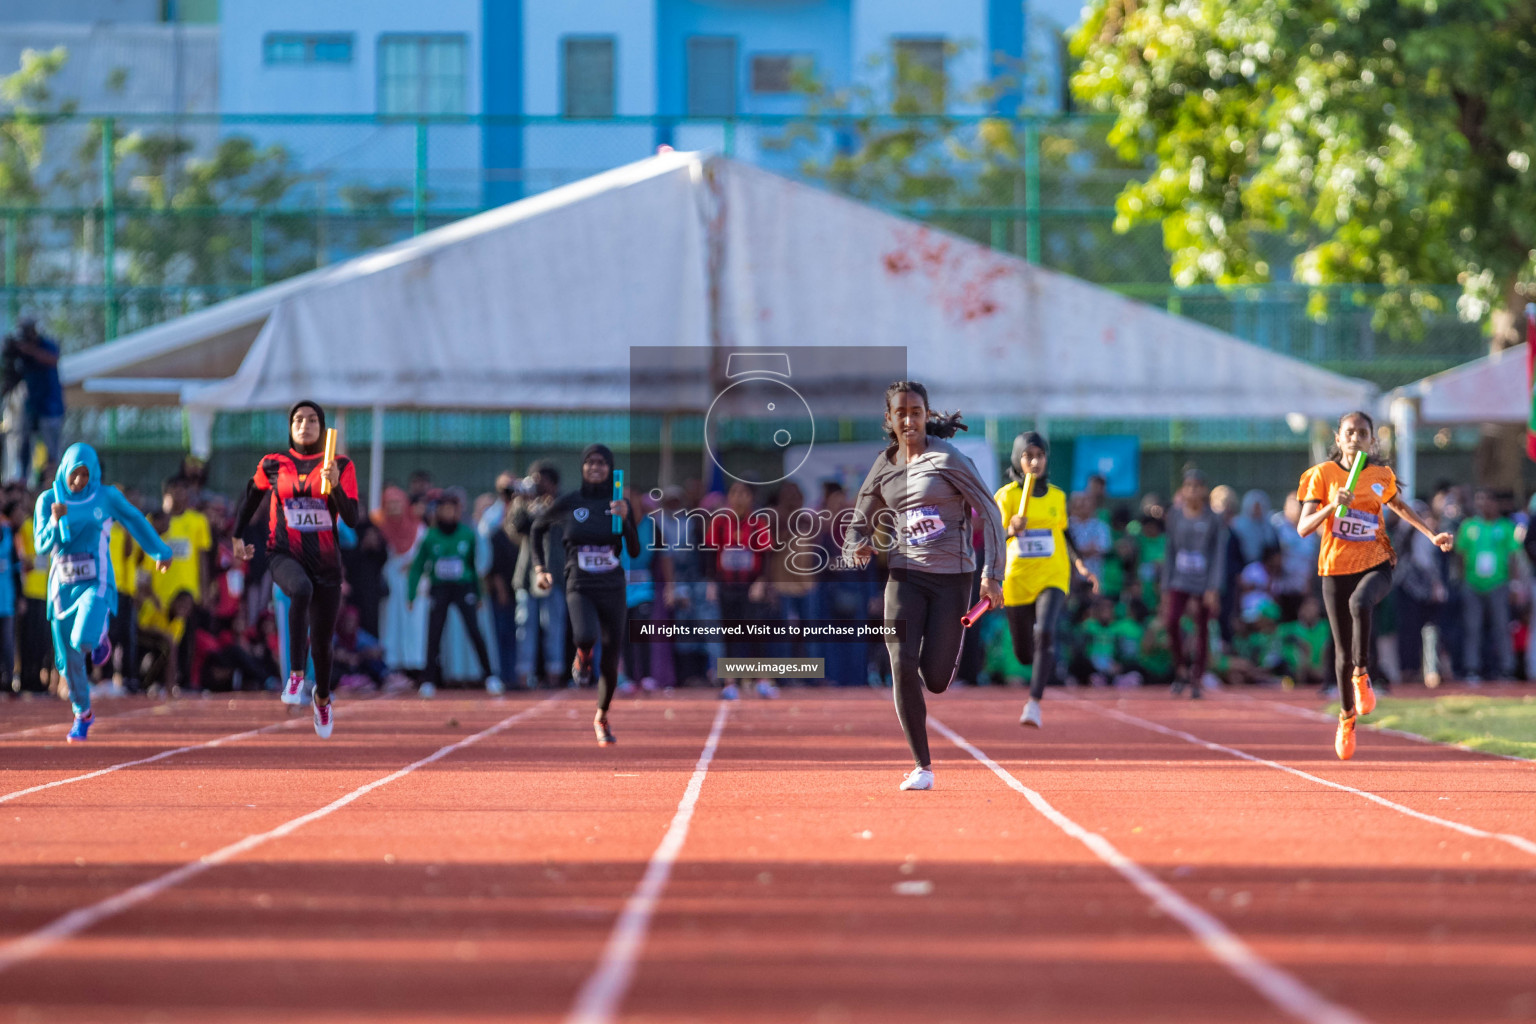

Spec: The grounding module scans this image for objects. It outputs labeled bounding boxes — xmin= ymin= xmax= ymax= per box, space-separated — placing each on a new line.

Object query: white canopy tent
xmin=64 ymin=152 xmax=710 ymax=504
xmin=64 ymin=151 xmax=1376 ymax=505
xmin=712 ymin=159 xmax=1374 ymax=418
xmin=1384 ymin=343 xmax=1527 ymax=499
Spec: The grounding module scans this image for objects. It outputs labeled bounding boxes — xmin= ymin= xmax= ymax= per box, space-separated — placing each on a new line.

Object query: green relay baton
xmin=1336 ymin=451 xmax=1366 ymax=512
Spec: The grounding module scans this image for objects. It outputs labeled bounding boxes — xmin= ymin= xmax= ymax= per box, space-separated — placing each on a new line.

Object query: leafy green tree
xmin=0 ymin=48 xmax=74 ymax=313
xmin=1071 ymin=0 xmax=1536 ymax=484
xmin=766 ymin=46 xmax=1159 ymax=279
xmin=1071 ymin=1 xmax=1535 ymax=336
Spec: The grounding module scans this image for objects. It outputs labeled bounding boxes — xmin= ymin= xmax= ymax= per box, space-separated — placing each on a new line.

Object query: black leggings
xmin=1006 ymin=588 xmax=1066 ymax=700
xmin=1320 ymin=562 xmax=1393 ymax=715
xmin=426 ymin=582 xmax=493 ymax=686
xmin=883 ymin=568 xmax=973 ymax=769
xmin=269 ymin=554 xmax=342 ymax=702
xmin=568 ymin=587 xmax=627 ymax=713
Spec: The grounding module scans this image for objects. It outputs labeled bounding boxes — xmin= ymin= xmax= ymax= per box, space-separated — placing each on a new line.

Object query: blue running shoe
xmin=91 ymin=638 xmax=113 ymax=668
xmin=67 ymin=711 xmax=94 ymax=742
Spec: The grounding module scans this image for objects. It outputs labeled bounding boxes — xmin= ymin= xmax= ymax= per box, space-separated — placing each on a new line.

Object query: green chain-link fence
xmin=0 ymin=112 xmax=1491 ymax=481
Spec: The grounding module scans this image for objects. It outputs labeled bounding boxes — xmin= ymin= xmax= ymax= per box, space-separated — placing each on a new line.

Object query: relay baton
xmin=319 ymin=428 xmax=338 ymax=495
xmin=961 ymin=595 xmax=994 ymax=628
xmin=612 ymin=469 xmax=623 ymax=533
xmin=947 ymin=595 xmax=995 ymax=688
xmin=1336 ymin=451 xmax=1365 ymax=512
xmin=1019 ymin=472 xmax=1035 ymax=521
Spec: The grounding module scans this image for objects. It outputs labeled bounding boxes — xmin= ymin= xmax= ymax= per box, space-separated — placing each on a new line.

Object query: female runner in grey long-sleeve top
xmin=843 ymin=381 xmax=1006 ymax=791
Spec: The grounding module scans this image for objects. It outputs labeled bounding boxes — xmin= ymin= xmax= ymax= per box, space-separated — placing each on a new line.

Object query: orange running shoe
xmin=1352 ymin=669 xmax=1376 ymax=716
xmin=1335 ymin=713 xmax=1357 ymax=760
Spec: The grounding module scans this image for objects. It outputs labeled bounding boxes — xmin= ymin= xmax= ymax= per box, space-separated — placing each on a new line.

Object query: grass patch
xmin=1325 ymin=695 xmax=1536 ymax=759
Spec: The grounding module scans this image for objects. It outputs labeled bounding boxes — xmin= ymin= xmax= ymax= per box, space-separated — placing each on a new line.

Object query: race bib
xmin=578 ymin=545 xmax=620 ymax=573
xmin=434 ymin=557 xmax=465 ymax=580
xmin=1175 ymin=549 xmax=1208 ymax=576
xmin=1331 ymin=509 xmax=1379 ymax=543
xmin=55 ymin=553 xmax=98 ymax=584
xmin=719 ymin=546 xmax=755 ymax=572
xmin=282 ymin=498 xmax=333 ymax=533
xmin=1475 ymin=551 xmax=1498 ymax=579
xmin=1012 ymin=529 xmax=1055 ymax=559
xmin=904 ymin=506 xmax=947 ymax=546
xmin=169 ymin=537 xmax=192 ymax=560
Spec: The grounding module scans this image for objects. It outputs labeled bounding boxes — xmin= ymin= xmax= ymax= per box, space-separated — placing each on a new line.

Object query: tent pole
xmin=1390 ymin=397 xmax=1417 ymax=501
xmin=660 ymin=412 xmax=674 ymax=488
xmin=369 ymin=404 xmax=385 ymax=512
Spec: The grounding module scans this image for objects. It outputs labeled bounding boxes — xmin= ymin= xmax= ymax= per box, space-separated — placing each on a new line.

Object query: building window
xmin=750 ymin=54 xmax=813 ymax=95
xmin=687 ymin=36 xmax=737 ymax=117
xmin=264 ymin=33 xmax=354 ymax=66
xmin=378 ymin=34 xmax=468 ymax=116
xmin=563 ymin=36 xmax=616 ymax=118
xmin=892 ymin=37 xmax=945 ymax=112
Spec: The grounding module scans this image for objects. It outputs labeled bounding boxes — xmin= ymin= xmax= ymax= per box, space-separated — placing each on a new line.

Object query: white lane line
xmin=1076 ymin=701 xmax=1536 ymax=858
xmin=0 ymin=695 xmax=560 ymax=976
xmin=930 ymin=715 xmax=1368 ymax=1024
xmin=0 ymin=720 xmax=301 ymax=805
xmin=0 ymin=692 xmax=395 ymax=805
xmin=1257 ymin=698 xmax=1534 ymax=766
xmin=566 ymin=703 xmax=731 ymax=1024
xmin=0 ymin=704 xmax=162 ymax=741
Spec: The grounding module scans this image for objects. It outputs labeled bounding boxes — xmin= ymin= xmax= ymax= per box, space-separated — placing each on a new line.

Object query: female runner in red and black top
xmin=232 ymin=400 xmax=360 ymax=738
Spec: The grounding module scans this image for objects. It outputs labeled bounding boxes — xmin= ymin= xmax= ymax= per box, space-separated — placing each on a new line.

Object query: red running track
xmin=1 ymin=687 xmax=1535 ymax=1023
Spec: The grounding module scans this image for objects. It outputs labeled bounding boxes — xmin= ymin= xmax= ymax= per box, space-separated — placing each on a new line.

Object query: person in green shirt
xmin=1072 ymin=597 xmax=1144 ymax=686
xmin=1277 ymin=595 xmax=1331 ymax=688
xmin=1227 ymin=600 xmax=1284 ymax=686
xmin=1138 ymin=611 xmax=1175 ymax=685
xmin=408 ymin=491 xmax=500 ymax=694
xmin=1454 ymin=489 xmax=1521 ymax=680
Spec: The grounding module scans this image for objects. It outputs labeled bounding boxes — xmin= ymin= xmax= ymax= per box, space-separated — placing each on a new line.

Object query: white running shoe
xmin=754 ymin=679 xmax=780 ymax=699
xmin=313 ymin=700 xmax=333 ymax=739
xmin=719 ymin=683 xmax=740 ymax=701
xmin=281 ymin=672 xmax=305 ymax=705
xmin=418 ymin=681 xmax=438 ymax=699
xmin=1020 ymin=698 xmax=1043 ymax=729
xmin=485 ymin=675 xmax=506 ymax=695
xmin=899 ymin=767 xmax=934 ymax=791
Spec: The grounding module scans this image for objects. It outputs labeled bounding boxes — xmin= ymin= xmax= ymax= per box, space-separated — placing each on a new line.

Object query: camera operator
xmin=3 ymin=317 xmax=63 ymax=486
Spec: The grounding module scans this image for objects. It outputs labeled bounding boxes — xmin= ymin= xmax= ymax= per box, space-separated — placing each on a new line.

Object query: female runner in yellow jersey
xmin=994 ymin=433 xmax=1098 ymax=729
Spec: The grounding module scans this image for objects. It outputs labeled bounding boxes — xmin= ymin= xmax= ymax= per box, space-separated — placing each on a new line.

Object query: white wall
xmin=219 ymin=0 xmax=482 ymax=207
xmin=1024 ymin=0 xmax=1088 ymax=114
xmin=0 ymin=0 xmax=160 ymax=23
xmin=522 ymin=0 xmax=653 ymax=116
xmin=521 ymin=0 xmax=657 ymax=186
xmin=0 ymin=22 xmax=218 ymax=114
xmin=220 ymin=0 xmax=482 ymax=116
xmin=850 ymin=0 xmax=989 ymax=114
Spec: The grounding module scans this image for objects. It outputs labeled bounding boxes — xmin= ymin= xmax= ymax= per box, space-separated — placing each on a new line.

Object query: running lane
xmin=611 ymin=693 xmax=1311 ymax=1024
xmin=1 ymin=695 xmax=728 ymax=1024
xmin=932 ymin=690 xmax=1536 ymax=1024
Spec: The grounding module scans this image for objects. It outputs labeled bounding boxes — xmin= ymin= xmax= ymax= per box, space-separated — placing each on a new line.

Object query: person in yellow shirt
xmin=994 ymin=433 xmax=1098 ymax=730
xmin=139 ymin=590 xmax=195 ymax=692
xmin=109 ymin=521 xmax=147 ymax=691
xmin=154 ymin=476 xmax=210 ymax=609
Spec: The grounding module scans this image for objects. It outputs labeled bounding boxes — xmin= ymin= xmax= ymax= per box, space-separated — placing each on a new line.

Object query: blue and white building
xmin=218 ymin=0 xmax=1084 ymax=208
